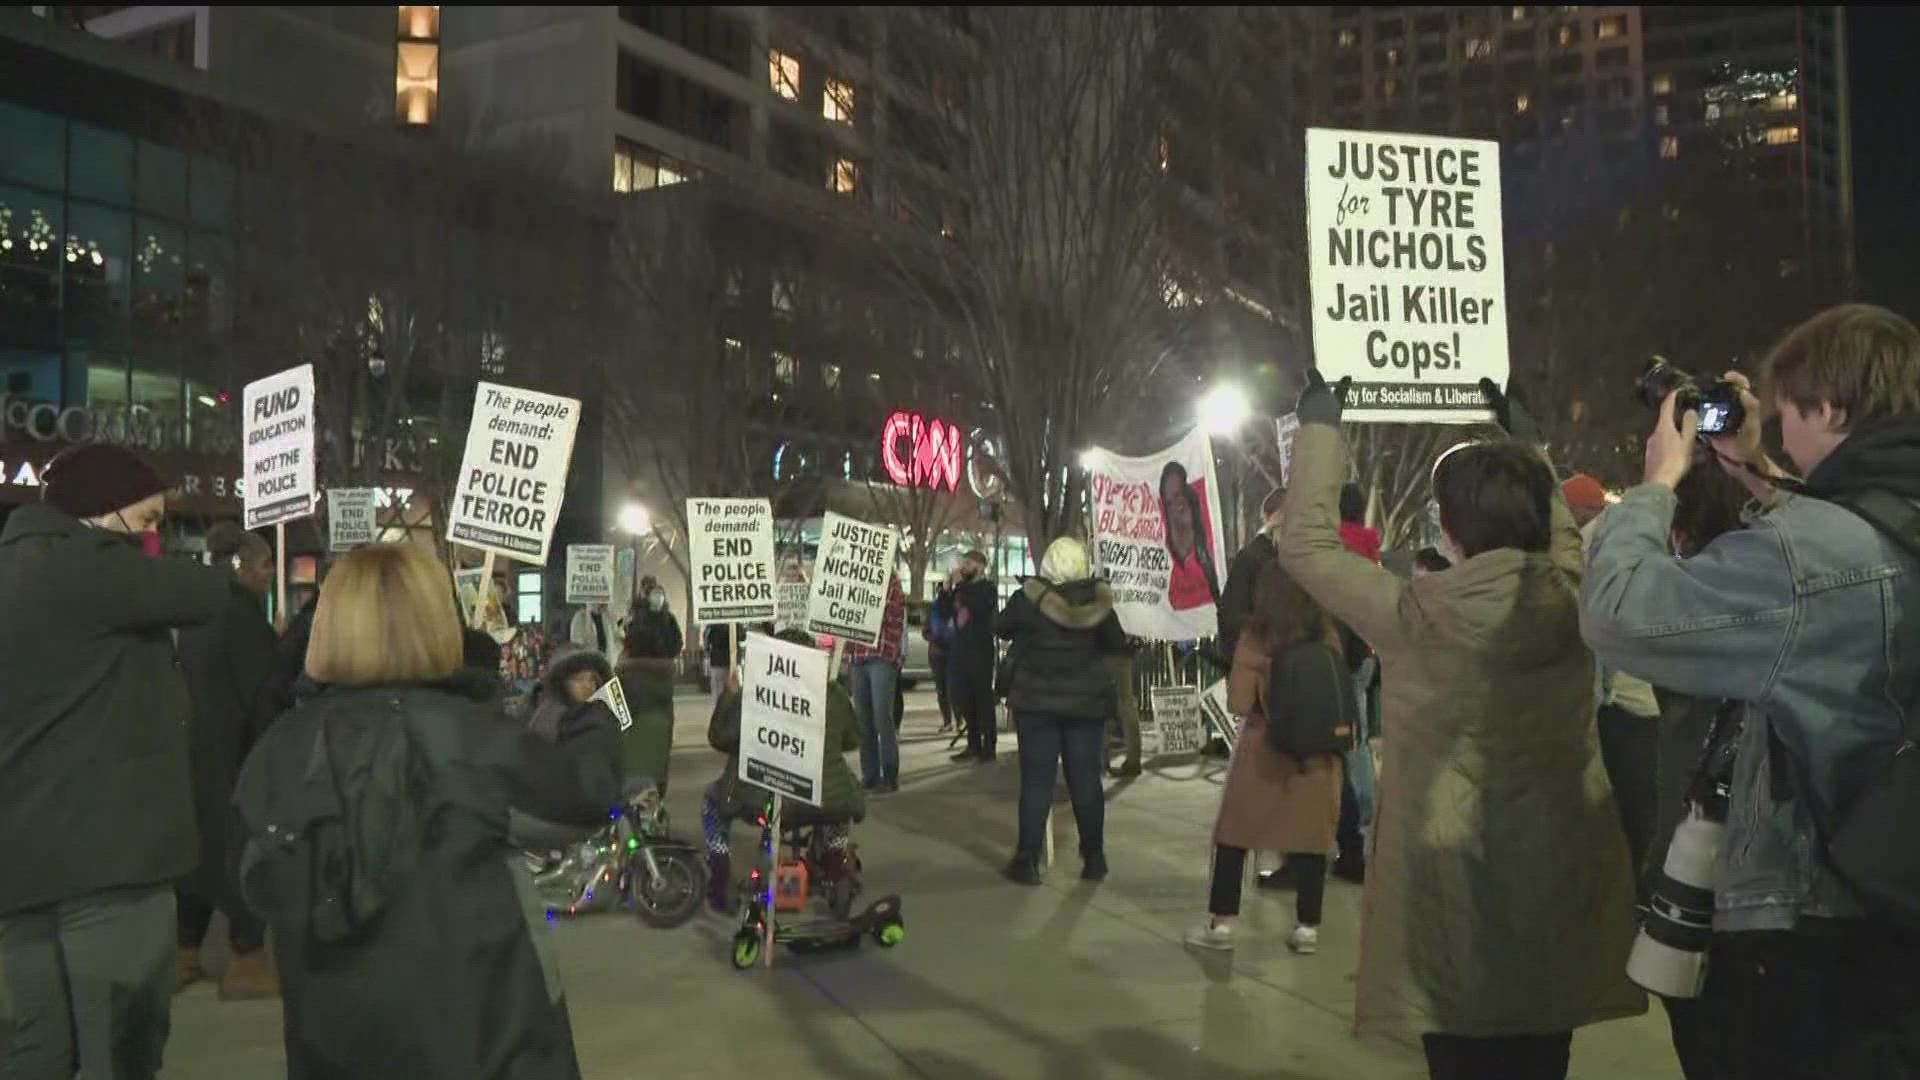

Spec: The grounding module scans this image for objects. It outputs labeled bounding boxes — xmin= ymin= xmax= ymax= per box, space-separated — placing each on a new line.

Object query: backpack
xmin=238 ymin=702 xmax=438 ymax=946
xmin=1820 ymin=490 xmax=1920 ymax=930
xmin=1264 ymin=639 xmax=1360 ymax=759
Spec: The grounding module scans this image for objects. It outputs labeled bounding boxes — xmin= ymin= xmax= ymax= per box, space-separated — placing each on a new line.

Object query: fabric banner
xmin=1084 ymin=427 xmax=1227 ymax=642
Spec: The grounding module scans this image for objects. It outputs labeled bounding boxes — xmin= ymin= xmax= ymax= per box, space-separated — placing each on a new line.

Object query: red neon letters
xmin=881 ymin=411 xmax=963 ymax=492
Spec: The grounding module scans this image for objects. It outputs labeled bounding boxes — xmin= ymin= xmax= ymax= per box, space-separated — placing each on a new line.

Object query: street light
xmin=617 ymin=502 xmax=652 ymax=536
xmin=1196 ymin=383 xmax=1252 ymax=436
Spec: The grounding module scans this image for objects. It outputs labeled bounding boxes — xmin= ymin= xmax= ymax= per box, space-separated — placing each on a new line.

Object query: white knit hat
xmin=1038 ymin=537 xmax=1090 ymax=584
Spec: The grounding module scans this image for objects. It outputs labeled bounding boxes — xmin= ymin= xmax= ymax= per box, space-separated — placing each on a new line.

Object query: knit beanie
xmin=41 ymin=443 xmax=167 ymax=519
xmin=1560 ymin=473 xmax=1610 ymax=517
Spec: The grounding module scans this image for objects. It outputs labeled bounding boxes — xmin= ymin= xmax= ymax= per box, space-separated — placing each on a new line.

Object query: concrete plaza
xmin=161 ymin=692 xmax=1683 ymax=1079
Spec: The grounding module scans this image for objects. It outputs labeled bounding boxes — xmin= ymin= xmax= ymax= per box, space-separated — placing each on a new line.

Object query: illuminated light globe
xmin=617 ymin=502 xmax=652 ymax=536
xmin=1197 ymin=384 xmax=1252 ymax=437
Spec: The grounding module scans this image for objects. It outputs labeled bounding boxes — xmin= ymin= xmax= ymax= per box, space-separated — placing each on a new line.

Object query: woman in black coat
xmin=232 ymin=544 xmax=617 ymax=1079
xmin=175 ymin=523 xmax=281 ymax=998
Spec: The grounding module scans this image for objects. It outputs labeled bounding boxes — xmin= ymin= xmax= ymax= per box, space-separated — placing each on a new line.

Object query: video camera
xmin=1634 ymin=357 xmax=1746 ymax=438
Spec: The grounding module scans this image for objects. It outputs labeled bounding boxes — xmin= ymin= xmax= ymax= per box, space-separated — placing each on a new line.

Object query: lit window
xmin=1338 ymin=28 xmax=1358 ymax=48
xmin=772 ymin=279 xmax=794 ymax=314
xmin=1557 ymin=24 xmax=1575 ymax=47
xmin=1595 ymin=15 xmax=1625 ymax=41
xmin=612 ymin=139 xmax=692 ymax=193
xmin=1466 ymin=37 xmax=1493 ymax=60
xmin=769 ymin=49 xmax=801 ymax=101
xmin=831 ymin=157 xmax=857 ymax=195
xmin=1772 ymin=91 xmax=1799 ymax=111
xmin=772 ymin=352 xmax=796 ymax=385
xmin=1654 ymin=104 xmax=1669 ymax=126
xmin=1511 ymin=6 xmax=1528 ymax=20
xmin=1155 ymin=134 xmax=1170 ymax=172
xmin=1660 ymin=134 xmax=1680 ymax=159
xmin=824 ymin=78 xmax=855 ymax=124
xmin=1651 ymin=73 xmax=1673 ymax=95
xmin=1514 ymin=92 xmax=1531 ymax=114
xmin=1764 ymin=125 xmax=1801 ymax=146
xmin=516 ymin=571 xmax=542 ymax=626
xmin=396 ymin=39 xmax=439 ymax=125
xmin=823 ymin=363 xmax=842 ymax=391
xmin=398 ymin=5 xmax=438 ymax=38
xmin=612 ymin=149 xmax=630 ymax=193
xmin=1704 ymin=102 xmax=1722 ymax=121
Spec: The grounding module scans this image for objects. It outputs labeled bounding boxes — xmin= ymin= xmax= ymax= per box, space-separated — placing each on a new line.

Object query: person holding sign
xmin=1277 ymin=372 xmax=1642 ymax=1077
xmin=842 ymin=575 xmax=906 ymax=794
xmin=517 ymin=644 xmax=624 ymax=856
xmin=996 ymin=538 xmax=1128 ymax=886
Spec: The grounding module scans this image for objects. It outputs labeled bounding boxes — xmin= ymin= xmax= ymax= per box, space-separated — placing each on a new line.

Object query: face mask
xmin=648 ymin=592 xmax=667 ymax=613
xmin=138 ymin=531 xmax=164 ymax=559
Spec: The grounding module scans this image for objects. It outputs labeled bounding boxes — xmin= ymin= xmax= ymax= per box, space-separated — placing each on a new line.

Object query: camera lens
xmin=1634 ymin=357 xmax=1698 ymax=413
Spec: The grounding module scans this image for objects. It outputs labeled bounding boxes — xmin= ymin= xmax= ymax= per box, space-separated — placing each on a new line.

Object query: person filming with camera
xmin=1581 ymin=304 xmax=1920 ymax=1078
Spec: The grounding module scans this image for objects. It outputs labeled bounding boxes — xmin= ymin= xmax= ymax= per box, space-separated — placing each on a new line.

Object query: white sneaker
xmin=1287 ymin=925 xmax=1320 ymax=955
xmin=1184 ymin=922 xmax=1235 ymax=952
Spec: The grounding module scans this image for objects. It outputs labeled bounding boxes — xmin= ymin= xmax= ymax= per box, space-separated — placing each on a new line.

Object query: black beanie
xmin=41 ymin=443 xmax=167 ymax=519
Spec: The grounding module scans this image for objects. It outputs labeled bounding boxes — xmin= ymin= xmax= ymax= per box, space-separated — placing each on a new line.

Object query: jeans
xmin=1014 ymin=713 xmax=1105 ymax=862
xmin=953 ymin=659 xmax=997 ymax=758
xmin=177 ymin=887 xmax=264 ymax=956
xmin=850 ymin=660 xmax=900 ymax=786
xmin=1212 ymin=845 xmax=1323 ymax=926
xmin=0 ymin=884 xmax=175 ymax=1080
xmin=1421 ymin=1032 xmax=1571 ymax=1080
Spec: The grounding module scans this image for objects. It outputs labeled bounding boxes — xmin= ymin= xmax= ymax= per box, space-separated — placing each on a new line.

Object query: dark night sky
xmin=1847 ymin=7 xmax=1920 ymax=319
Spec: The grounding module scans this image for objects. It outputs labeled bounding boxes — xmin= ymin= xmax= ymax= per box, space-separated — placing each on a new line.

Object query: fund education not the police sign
xmin=687 ymin=498 xmax=777 ymax=624
xmin=242 ymin=364 xmax=315 ymax=529
xmin=446 ymin=382 xmax=581 ymax=564
xmin=739 ymin=632 xmax=829 ymax=806
xmin=1306 ymin=128 xmax=1508 ymax=424
xmin=565 ymin=544 xmax=616 ymax=605
xmin=327 ymin=488 xmax=378 ymax=551
xmin=806 ymin=512 xmax=899 ymax=647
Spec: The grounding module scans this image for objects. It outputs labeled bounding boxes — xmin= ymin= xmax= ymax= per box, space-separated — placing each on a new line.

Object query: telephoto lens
xmin=1626 ymin=792 xmax=1728 ymax=999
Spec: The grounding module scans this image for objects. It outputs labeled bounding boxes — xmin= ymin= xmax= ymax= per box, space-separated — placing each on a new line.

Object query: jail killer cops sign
xmin=1306 ymin=128 xmax=1508 ymax=424
xmin=739 ymin=631 xmax=829 ymax=806
xmin=446 ymin=382 xmax=581 ymax=564
xmin=242 ymin=364 xmax=315 ymax=529
xmin=687 ymin=498 xmax=777 ymax=624
xmin=806 ymin=512 xmax=899 ymax=646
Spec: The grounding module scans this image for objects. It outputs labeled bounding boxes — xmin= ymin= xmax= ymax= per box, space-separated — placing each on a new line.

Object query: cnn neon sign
xmin=881 ymin=411 xmax=965 ymax=492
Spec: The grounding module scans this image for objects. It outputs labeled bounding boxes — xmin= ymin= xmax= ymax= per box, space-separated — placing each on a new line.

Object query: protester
xmin=702 ymin=621 xmax=742 ymax=715
xmin=1278 ymin=372 xmax=1643 ymax=1079
xmin=701 ymin=630 xmax=866 ymax=912
xmin=0 ymin=444 xmax=229 ymax=1079
xmin=926 ymin=583 xmax=957 ymax=733
xmin=948 ymin=551 xmax=1001 ymax=763
xmin=568 ymin=603 xmax=619 ymax=663
xmin=518 ymin=644 xmax=623 ymax=857
xmin=1332 ymin=482 xmax=1380 ymax=884
xmin=1581 ymin=304 xmax=1920 ymax=1077
xmin=617 ymin=582 xmax=683 ymax=798
xmin=1186 ymin=566 xmax=1345 ymax=955
xmin=997 ymin=538 xmax=1128 ymax=885
xmin=844 ymin=575 xmax=906 ymax=794
xmin=1217 ymin=487 xmax=1287 ymax=662
xmin=1103 ymin=644 xmax=1145 ymax=779
xmin=230 ymin=544 xmax=615 ymax=1078
xmin=174 ymin=523 xmax=282 ymax=1002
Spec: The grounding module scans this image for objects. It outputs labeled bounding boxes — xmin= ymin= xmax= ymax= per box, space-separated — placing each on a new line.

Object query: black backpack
xmin=1265 ymin=639 xmax=1360 ymax=759
xmin=1820 ymin=490 xmax=1920 ymax=930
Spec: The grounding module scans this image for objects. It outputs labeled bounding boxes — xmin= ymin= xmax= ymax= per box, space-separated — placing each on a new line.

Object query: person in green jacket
xmin=699 ymin=630 xmax=866 ymax=911
xmin=0 ymin=444 xmax=229 ymax=1080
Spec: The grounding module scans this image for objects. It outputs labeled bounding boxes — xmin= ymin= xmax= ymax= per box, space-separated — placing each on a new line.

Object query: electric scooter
xmin=727 ymin=801 xmax=904 ymax=969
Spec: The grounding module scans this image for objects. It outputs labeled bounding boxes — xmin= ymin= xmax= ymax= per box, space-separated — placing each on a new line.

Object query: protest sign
xmin=1149 ymin=685 xmax=1205 ymax=757
xmin=1084 ymin=427 xmax=1227 ymax=642
xmin=591 ymin=676 xmax=633 ymax=733
xmin=565 ymin=544 xmax=616 ymax=605
xmin=687 ymin=498 xmax=777 ymax=624
xmin=446 ymin=382 xmax=581 ymax=564
xmin=455 ymin=568 xmax=511 ymax=642
xmin=1275 ymin=413 xmax=1301 ymax=488
xmin=1198 ymin=677 xmax=1236 ymax=751
xmin=242 ymin=364 xmax=315 ymax=529
xmin=327 ymin=488 xmax=377 ymax=551
xmin=739 ymin=632 xmax=828 ymax=806
xmin=806 ymin=512 xmax=900 ymax=646
xmin=774 ymin=582 xmax=809 ymax=634
xmin=1305 ymin=127 xmax=1507 ymax=424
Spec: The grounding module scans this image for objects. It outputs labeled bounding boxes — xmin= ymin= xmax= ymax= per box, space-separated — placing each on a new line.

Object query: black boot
xmin=1004 ymin=854 xmax=1042 ymax=886
xmin=706 ymin=853 xmax=732 ymax=913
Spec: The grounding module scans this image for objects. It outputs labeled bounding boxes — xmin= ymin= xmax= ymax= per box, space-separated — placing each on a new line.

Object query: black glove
xmin=1297 ymin=369 xmax=1352 ymax=427
xmin=1478 ymin=378 xmax=1542 ymax=445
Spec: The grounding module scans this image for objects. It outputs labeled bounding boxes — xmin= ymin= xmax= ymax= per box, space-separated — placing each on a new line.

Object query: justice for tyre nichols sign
xmin=1305 ymin=127 xmax=1508 ymax=424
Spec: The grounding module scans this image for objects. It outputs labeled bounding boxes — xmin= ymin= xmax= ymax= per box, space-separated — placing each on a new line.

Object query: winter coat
xmin=176 ymin=578 xmax=281 ymax=902
xmin=706 ymin=683 xmax=866 ymax=821
xmin=1276 ymin=422 xmax=1644 ymax=1038
xmin=527 ymin=646 xmax=615 ymax=743
xmin=1214 ymin=630 xmax=1342 ymax=854
xmin=996 ymin=578 xmax=1128 ymax=722
xmin=949 ymin=576 xmax=999 ymax=667
xmin=1217 ymin=531 xmax=1276 ymax=662
xmin=0 ymin=504 xmax=227 ymax=916
xmin=614 ymin=659 xmax=675 ymax=790
xmin=232 ymin=669 xmax=617 ymax=1079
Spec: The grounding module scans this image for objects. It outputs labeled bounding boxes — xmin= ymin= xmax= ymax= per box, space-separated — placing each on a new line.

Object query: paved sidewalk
xmin=161 ymin=694 xmax=1683 ymax=1079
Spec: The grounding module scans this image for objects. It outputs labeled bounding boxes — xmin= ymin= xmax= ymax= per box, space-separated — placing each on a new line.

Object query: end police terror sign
xmin=242 ymin=364 xmax=315 ymax=529
xmin=565 ymin=543 xmax=616 ymax=605
xmin=1305 ymin=128 xmax=1508 ymax=424
xmin=806 ymin=512 xmax=899 ymax=646
xmin=739 ymin=631 xmax=828 ymax=806
xmin=687 ymin=498 xmax=777 ymax=623
xmin=447 ymin=382 xmax=581 ymax=564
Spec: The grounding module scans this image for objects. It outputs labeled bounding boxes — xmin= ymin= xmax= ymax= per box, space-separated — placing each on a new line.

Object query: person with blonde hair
xmin=996 ymin=537 xmax=1128 ymax=885
xmin=231 ymin=543 xmax=619 ymax=1079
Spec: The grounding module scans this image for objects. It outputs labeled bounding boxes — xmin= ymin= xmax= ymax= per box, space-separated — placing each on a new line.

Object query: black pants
xmin=1211 ymin=845 xmax=1324 ymax=925
xmin=931 ymin=651 xmax=954 ymax=727
xmin=1336 ymin=772 xmax=1363 ymax=861
xmin=1422 ymin=1032 xmax=1571 ymax=1080
xmin=1597 ymin=705 xmax=1659 ymax=892
xmin=1666 ymin=923 xmax=1920 ymax=1079
xmin=952 ymin=659 xmax=997 ymax=758
xmin=177 ymin=887 xmax=265 ymax=955
xmin=1014 ymin=713 xmax=1104 ymax=861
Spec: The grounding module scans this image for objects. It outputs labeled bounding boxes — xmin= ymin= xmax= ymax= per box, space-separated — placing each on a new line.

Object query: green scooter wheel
xmin=876 ymin=921 xmax=905 ymax=948
xmin=731 ymin=930 xmax=762 ymax=970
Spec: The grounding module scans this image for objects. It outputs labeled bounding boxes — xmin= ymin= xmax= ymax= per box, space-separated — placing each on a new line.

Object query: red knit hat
xmin=41 ymin=443 xmax=167 ymax=519
xmin=1560 ymin=473 xmax=1609 ymax=516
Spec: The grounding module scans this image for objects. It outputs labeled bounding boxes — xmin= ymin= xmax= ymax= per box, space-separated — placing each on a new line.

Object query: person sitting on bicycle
xmin=701 ymin=629 xmax=867 ymax=912
xmin=515 ymin=644 xmax=623 ymax=859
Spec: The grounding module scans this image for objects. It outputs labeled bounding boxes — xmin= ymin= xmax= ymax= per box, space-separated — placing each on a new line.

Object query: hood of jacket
xmin=1022 ymin=577 xmax=1115 ymax=631
xmin=1803 ymin=419 xmax=1920 ymax=503
xmin=1 ymin=501 xmax=122 ymax=548
xmin=1409 ymin=548 xmax=1581 ymax=669
xmin=541 ymin=644 xmax=612 ymax=697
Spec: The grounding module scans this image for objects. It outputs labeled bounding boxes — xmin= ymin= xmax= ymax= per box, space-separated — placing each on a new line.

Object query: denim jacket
xmin=1581 ymin=483 xmax=1920 ymax=932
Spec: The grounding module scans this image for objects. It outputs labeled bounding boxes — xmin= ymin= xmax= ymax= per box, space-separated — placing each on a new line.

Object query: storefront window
xmin=0 ymin=184 xmax=63 ymax=357
xmin=133 ymin=217 xmax=186 ymax=318
xmin=81 ymin=352 xmax=130 ymax=413
xmin=135 ymin=140 xmax=188 ymax=219
xmin=0 ymin=103 xmax=65 ymax=191
xmin=188 ymin=156 xmax=232 ymax=232
xmin=516 ymin=571 xmax=543 ymax=625
xmin=70 ymin=123 xmax=134 ymax=208
xmin=63 ymin=203 xmax=130 ymax=346
xmin=129 ymin=366 xmax=184 ymax=450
